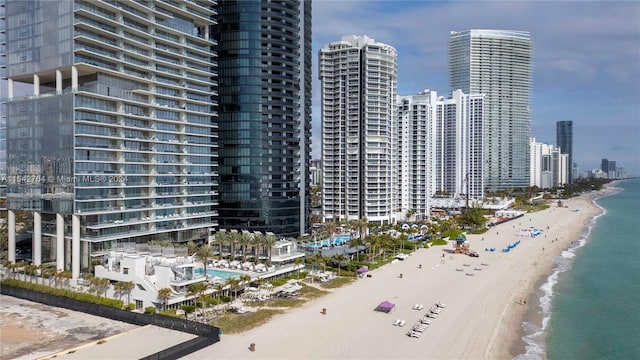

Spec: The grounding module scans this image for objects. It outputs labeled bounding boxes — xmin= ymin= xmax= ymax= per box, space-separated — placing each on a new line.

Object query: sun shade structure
xmin=375 ymin=301 xmax=395 ymax=313
xmin=357 ymin=266 xmax=369 ymax=274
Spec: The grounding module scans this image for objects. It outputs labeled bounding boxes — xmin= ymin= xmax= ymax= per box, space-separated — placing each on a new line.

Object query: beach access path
xmin=185 ymin=193 xmax=603 ymax=359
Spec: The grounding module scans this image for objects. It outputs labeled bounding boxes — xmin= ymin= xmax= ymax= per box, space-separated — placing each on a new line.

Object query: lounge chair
xmin=393 ymin=319 xmax=401 ymax=326
xmin=412 ymin=304 xmax=420 ymax=310
xmin=436 ymin=301 xmax=447 ymax=308
xmin=408 ymin=331 xmax=421 ymax=338
xmin=398 ymin=320 xmax=406 ymax=327
xmin=416 ymin=304 xmax=424 ymax=310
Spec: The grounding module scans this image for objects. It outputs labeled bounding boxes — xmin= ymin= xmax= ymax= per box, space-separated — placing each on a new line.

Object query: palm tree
xmin=41 ymin=267 xmax=56 ymax=286
xmin=226 ymin=278 xmax=241 ymax=300
xmin=157 ymin=287 xmax=173 ymax=312
xmin=355 ymin=218 xmax=368 ymax=239
xmin=213 ymin=231 xmax=227 ymax=260
xmin=228 ymin=231 xmax=241 ymax=262
xmin=119 ymin=281 xmax=134 ymax=305
xmin=24 ymin=264 xmax=37 ymax=283
xmin=349 ymin=236 xmax=365 ymax=262
xmin=214 ymin=283 xmax=224 ymax=302
xmin=195 ymin=244 xmax=215 ymax=278
xmin=263 ymin=234 xmax=277 ymax=265
xmin=113 ymin=281 xmax=124 ymax=302
xmin=331 ymin=253 xmax=348 ymax=276
xmin=294 ymin=257 xmax=305 ymax=278
xmin=310 ymin=253 xmax=326 ymax=273
xmin=181 ymin=305 xmax=196 ymax=320
xmin=405 ymin=208 xmax=417 ymax=222
xmin=323 ymin=221 xmax=337 ymax=242
xmin=239 ymin=232 xmax=252 ymax=263
xmin=58 ymin=270 xmax=72 ymax=289
xmin=239 ymin=274 xmax=252 ymax=292
xmin=187 ymin=282 xmax=209 ymax=317
xmin=186 ymin=241 xmax=198 ymax=256
xmin=252 ymin=233 xmax=265 ymax=264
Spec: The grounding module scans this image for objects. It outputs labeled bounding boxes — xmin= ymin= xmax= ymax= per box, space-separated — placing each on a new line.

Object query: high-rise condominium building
xmin=0 ymin=0 xmax=6 ymax=176
xmin=449 ymin=29 xmax=533 ymax=192
xmin=397 ymin=89 xmax=484 ymax=219
xmin=529 ymin=138 xmax=567 ymax=188
xmin=397 ymin=92 xmax=432 ymax=220
xmin=556 ymin=120 xmax=573 ymax=183
xmin=3 ymin=0 xmax=218 ymax=279
xmin=433 ymin=90 xmax=485 ymax=200
xmin=319 ymin=35 xmax=398 ymax=224
xmin=213 ymin=0 xmax=312 ymax=238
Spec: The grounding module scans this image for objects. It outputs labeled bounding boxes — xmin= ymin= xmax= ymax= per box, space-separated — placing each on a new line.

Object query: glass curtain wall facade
xmin=449 ymin=30 xmax=532 ymax=192
xmin=556 ymin=120 xmax=573 ymax=183
xmin=213 ymin=0 xmax=311 ymax=237
xmin=3 ymin=0 xmax=218 ymax=277
xmin=320 ymin=35 xmax=398 ymax=225
xmin=1 ymin=0 xmax=6 ymax=176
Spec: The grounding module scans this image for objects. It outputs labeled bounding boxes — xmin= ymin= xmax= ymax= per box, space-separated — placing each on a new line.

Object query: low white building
xmin=94 ymin=239 xmax=306 ymax=309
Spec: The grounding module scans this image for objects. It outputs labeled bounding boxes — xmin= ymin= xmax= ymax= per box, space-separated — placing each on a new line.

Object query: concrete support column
xmin=71 ymin=66 xmax=78 ymax=90
xmin=56 ymin=213 xmax=65 ymax=271
xmin=72 ymin=215 xmax=80 ymax=279
xmin=8 ymin=78 xmax=14 ymax=98
xmin=33 ymin=74 xmax=40 ymax=96
xmin=65 ymin=238 xmax=72 ymax=271
xmin=33 ymin=211 xmax=42 ymax=266
xmin=8 ymin=210 xmax=16 ymax=263
xmin=56 ymin=70 xmax=63 ymax=93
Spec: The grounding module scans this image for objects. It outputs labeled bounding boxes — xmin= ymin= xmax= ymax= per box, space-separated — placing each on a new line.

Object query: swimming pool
xmin=194 ymin=268 xmax=242 ymax=280
xmin=305 ymin=234 xmax=352 ymax=249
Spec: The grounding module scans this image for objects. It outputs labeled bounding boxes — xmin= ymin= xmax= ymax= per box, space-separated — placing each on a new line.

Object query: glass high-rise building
xmin=449 ymin=30 xmax=533 ymax=192
xmin=319 ymin=35 xmax=398 ymax=225
xmin=3 ymin=0 xmax=218 ymax=279
xmin=1 ymin=0 xmax=6 ymax=177
xmin=556 ymin=120 xmax=573 ymax=183
xmin=213 ymin=0 xmax=312 ymax=238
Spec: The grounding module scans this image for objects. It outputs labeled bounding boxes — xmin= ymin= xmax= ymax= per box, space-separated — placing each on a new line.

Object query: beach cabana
xmin=375 ymin=301 xmax=395 ymax=313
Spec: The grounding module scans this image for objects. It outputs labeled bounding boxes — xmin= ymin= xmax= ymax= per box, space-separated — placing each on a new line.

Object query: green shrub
xmin=144 ymin=306 xmax=156 ymax=314
xmin=1 ymin=279 xmax=123 ymax=308
xmin=270 ymin=278 xmax=287 ymax=287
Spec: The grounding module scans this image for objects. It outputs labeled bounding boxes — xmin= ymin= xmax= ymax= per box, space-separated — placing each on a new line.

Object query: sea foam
xmin=515 ymin=198 xmax=607 ymax=359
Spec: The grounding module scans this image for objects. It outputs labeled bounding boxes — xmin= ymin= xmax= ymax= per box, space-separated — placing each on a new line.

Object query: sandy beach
xmin=184 ymin=190 xmax=609 ymax=360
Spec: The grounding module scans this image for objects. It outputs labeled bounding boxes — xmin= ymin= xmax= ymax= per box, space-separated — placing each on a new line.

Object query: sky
xmin=310 ymin=0 xmax=640 ymax=176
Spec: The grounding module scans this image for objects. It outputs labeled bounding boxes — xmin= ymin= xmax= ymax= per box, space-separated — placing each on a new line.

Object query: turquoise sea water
xmin=516 ymin=179 xmax=640 ymax=359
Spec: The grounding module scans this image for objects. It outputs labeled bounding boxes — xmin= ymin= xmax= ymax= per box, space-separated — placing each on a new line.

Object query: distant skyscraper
xmin=3 ymin=0 xmax=218 ymax=278
xmin=213 ymin=0 xmax=312 ymax=237
xmin=319 ymin=35 xmax=398 ymax=224
xmin=449 ymin=30 xmax=533 ymax=192
xmin=530 ymin=138 xmax=568 ymax=188
xmin=556 ymin=121 xmax=573 ymax=183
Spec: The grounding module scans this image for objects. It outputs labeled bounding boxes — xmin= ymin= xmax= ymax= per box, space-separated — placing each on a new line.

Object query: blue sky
xmin=310 ymin=0 xmax=640 ymax=176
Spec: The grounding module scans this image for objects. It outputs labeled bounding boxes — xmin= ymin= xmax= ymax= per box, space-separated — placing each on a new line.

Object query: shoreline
xmin=184 ymin=188 xmax=612 ymax=360
xmin=504 ymin=184 xmax=620 ymax=359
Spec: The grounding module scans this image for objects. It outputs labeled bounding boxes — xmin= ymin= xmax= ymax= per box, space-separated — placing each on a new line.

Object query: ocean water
xmin=515 ymin=179 xmax=640 ymax=360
